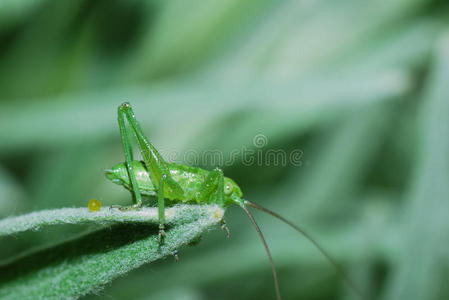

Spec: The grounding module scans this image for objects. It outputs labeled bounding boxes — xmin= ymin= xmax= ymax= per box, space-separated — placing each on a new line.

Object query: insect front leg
xmin=198 ymin=168 xmax=230 ymax=237
xmin=198 ymin=167 xmax=224 ymax=204
xmin=220 ymin=219 xmax=231 ymax=238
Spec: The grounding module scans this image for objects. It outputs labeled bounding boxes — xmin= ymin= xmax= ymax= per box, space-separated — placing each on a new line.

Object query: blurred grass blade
xmin=0 ymin=205 xmax=224 ymax=299
xmin=291 ymin=103 xmax=395 ymax=218
xmin=0 ymin=166 xmax=26 ymax=217
xmin=382 ymin=32 xmax=449 ymax=300
xmin=0 ymin=69 xmax=410 ymax=153
xmin=0 ymin=0 xmax=47 ymax=30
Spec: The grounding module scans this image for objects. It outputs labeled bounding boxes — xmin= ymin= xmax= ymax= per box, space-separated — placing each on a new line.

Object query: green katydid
xmin=105 ymin=102 xmax=362 ymax=300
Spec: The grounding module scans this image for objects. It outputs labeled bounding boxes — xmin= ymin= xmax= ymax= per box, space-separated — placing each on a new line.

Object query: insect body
xmin=106 ymin=102 xmax=362 ymax=300
xmin=106 ymin=160 xmax=242 ymax=205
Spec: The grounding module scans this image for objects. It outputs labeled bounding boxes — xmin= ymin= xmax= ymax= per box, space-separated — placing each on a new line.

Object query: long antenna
xmin=239 ymin=204 xmax=282 ymax=300
xmin=245 ymin=200 xmax=365 ymax=300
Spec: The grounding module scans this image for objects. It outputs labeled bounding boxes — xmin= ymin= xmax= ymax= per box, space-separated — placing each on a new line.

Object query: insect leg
xmin=118 ymin=103 xmax=185 ymax=237
xmin=220 ymin=219 xmax=231 ymax=238
xmin=118 ymin=102 xmax=183 ymax=197
xmin=172 ymin=250 xmax=179 ymax=262
xmin=117 ymin=104 xmax=143 ymax=208
xmin=197 ymin=167 xmax=224 ymax=205
xmin=197 ymin=168 xmax=230 ymax=237
xmin=158 ymin=175 xmax=167 ymax=244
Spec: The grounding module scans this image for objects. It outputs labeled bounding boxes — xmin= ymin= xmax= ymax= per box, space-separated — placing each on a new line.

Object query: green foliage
xmin=382 ymin=33 xmax=449 ymax=300
xmin=0 ymin=205 xmax=224 ymax=299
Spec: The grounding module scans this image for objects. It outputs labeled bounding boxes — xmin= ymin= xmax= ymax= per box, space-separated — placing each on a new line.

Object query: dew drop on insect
xmin=88 ymin=198 xmax=102 ymax=212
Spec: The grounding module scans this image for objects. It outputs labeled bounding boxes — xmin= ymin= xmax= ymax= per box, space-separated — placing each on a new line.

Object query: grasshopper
xmin=105 ymin=102 xmax=361 ymax=300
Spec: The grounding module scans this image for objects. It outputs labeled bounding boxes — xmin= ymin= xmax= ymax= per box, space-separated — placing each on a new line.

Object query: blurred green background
xmin=0 ymin=0 xmax=449 ymax=299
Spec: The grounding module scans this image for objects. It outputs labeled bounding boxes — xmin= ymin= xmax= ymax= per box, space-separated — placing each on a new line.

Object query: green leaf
xmin=0 ymin=204 xmax=224 ymax=299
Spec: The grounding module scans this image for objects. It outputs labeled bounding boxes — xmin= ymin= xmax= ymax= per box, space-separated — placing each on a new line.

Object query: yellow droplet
xmin=88 ymin=198 xmax=102 ymax=212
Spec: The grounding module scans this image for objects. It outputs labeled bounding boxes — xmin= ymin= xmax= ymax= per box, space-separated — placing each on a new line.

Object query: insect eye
xmin=224 ymin=184 xmax=232 ymax=195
